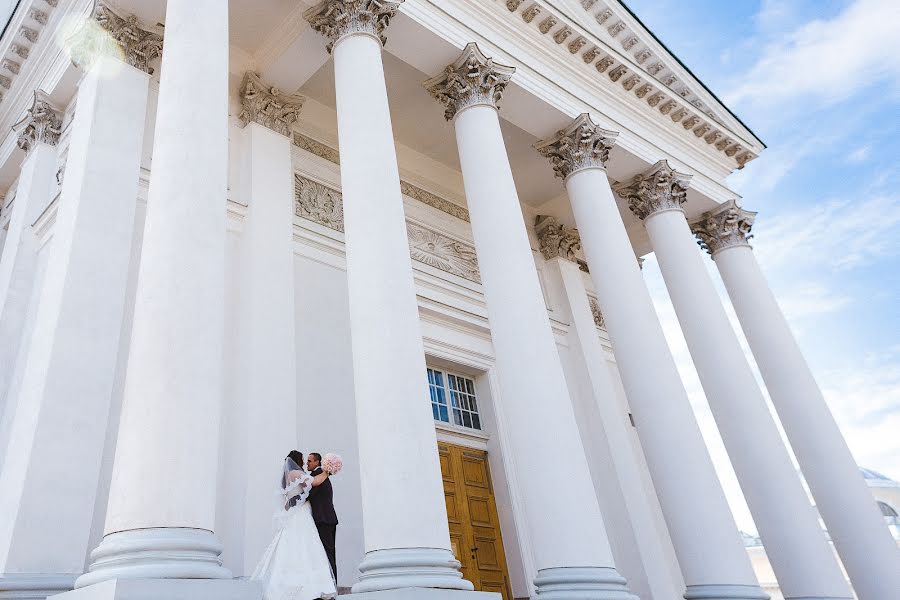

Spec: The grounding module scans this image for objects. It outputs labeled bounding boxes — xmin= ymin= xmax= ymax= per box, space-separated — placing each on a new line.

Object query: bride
xmin=251 ymin=451 xmax=337 ymax=600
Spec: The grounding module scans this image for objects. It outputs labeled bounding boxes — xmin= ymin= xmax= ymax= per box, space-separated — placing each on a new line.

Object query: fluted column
xmin=535 ymin=115 xmax=765 ymax=600
xmin=425 ymin=45 xmax=634 ymax=600
xmin=234 ymin=72 xmax=303 ymax=574
xmin=75 ymin=0 xmax=237 ymax=588
xmin=0 ymin=92 xmax=60 ymax=417
xmin=616 ymin=162 xmax=852 ymax=600
xmin=693 ymin=202 xmax=900 ymax=600
xmin=305 ymin=1 xmax=471 ymax=593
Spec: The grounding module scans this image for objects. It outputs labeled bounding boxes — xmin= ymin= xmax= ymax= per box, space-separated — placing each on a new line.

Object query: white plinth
xmin=344 ymin=590 xmax=498 ymax=600
xmin=52 ymin=579 xmax=260 ymax=600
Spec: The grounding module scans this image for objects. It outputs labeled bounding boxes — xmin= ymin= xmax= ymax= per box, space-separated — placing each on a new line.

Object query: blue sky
xmin=625 ymin=0 xmax=900 ymax=534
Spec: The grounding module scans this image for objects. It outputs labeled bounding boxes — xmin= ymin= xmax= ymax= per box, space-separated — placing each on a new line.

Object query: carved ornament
xmin=534 ymin=113 xmax=618 ymax=179
xmin=239 ymin=72 xmax=304 ymax=137
xmin=588 ymin=297 xmax=605 ymax=328
xmin=424 ymin=43 xmax=515 ymax=121
xmin=304 ymin=0 xmax=403 ymax=53
xmin=534 ymin=215 xmax=580 ymax=261
xmin=690 ymin=199 xmax=756 ymax=256
xmin=614 ymin=160 xmax=691 ymax=220
xmin=68 ymin=3 xmax=163 ymax=73
xmin=13 ymin=90 xmax=62 ymax=153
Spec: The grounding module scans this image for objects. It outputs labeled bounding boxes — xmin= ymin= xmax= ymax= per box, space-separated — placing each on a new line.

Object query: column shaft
xmin=454 ymin=102 xmax=632 ymax=599
xmin=565 ymin=167 xmax=763 ymax=599
xmin=644 ymin=207 xmax=851 ymax=600
xmin=77 ymin=0 xmax=231 ymax=586
xmin=0 ymin=143 xmax=56 ymax=411
xmin=0 ymin=57 xmax=149 ymax=596
xmin=236 ymin=122 xmax=298 ymax=572
xmin=549 ymin=256 xmax=685 ymax=600
xmin=713 ymin=244 xmax=900 ymax=600
xmin=332 ymin=32 xmax=469 ymax=593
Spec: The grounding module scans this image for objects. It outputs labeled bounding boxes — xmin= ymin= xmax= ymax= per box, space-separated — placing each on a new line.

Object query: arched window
xmin=877 ymin=501 xmax=899 ymax=517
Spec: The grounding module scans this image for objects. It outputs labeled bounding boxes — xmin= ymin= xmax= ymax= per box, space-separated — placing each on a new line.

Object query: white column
xmin=535 ymin=115 xmax=765 ymax=600
xmin=75 ymin=0 xmax=237 ymax=588
xmin=305 ymin=1 xmax=471 ymax=593
xmin=693 ymin=202 xmax=900 ymax=600
xmin=0 ymin=51 xmax=151 ymax=597
xmin=234 ymin=72 xmax=303 ymax=572
xmin=617 ymin=162 xmax=852 ymax=600
xmin=426 ymin=45 xmax=634 ymax=600
xmin=0 ymin=93 xmax=59 ymax=412
xmin=536 ymin=239 xmax=685 ymax=600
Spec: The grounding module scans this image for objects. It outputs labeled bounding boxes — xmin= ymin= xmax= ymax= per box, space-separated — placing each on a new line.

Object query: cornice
xmin=501 ymin=0 xmax=759 ymax=168
xmin=0 ymin=0 xmax=59 ymax=106
xmin=403 ymin=0 xmax=749 ymax=193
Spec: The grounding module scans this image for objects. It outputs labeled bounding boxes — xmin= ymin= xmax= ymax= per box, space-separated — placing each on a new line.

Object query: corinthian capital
xmin=691 ymin=199 xmax=756 ymax=256
xmin=68 ymin=2 xmax=163 ymax=74
xmin=423 ymin=43 xmax=516 ymax=121
xmin=615 ymin=160 xmax=691 ymax=220
xmin=13 ymin=90 xmax=63 ymax=153
xmin=305 ymin=0 xmax=403 ymax=53
xmin=535 ymin=215 xmax=581 ymax=261
xmin=535 ymin=113 xmax=618 ymax=180
xmin=238 ymin=72 xmax=305 ymax=137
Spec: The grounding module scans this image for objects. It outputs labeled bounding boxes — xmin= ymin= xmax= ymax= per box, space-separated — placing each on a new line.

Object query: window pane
xmin=433 ymin=370 xmax=444 ymax=387
xmin=462 ymin=412 xmax=472 ymax=428
xmin=472 ymin=414 xmax=481 ymax=430
xmin=427 ymin=369 xmax=435 ymax=385
xmin=432 ymin=404 xmax=441 ymax=421
xmin=465 ymin=379 xmax=475 ymax=395
xmin=453 ymin=409 xmax=463 ymax=426
xmin=439 ymin=405 xmax=449 ymax=422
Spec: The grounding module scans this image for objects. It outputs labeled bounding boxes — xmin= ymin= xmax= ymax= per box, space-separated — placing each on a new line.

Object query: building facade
xmin=0 ymin=1 xmax=897 ymax=600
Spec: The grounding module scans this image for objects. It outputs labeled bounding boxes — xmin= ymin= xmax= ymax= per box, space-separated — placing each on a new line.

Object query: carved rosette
xmin=423 ymin=43 xmax=516 ymax=121
xmin=534 ymin=215 xmax=581 ymax=261
xmin=13 ymin=90 xmax=63 ymax=153
xmin=239 ymin=72 xmax=305 ymax=137
xmin=614 ymin=160 xmax=691 ymax=221
xmin=534 ymin=113 xmax=618 ymax=180
xmin=68 ymin=3 xmax=163 ymax=74
xmin=690 ymin=199 xmax=757 ymax=256
xmin=588 ymin=297 xmax=605 ymax=328
xmin=304 ymin=0 xmax=403 ymax=53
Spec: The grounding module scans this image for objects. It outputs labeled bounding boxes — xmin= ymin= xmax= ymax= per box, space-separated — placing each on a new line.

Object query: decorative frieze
xmin=568 ymin=36 xmax=587 ymax=54
xmin=539 ymin=16 xmax=558 ymax=34
xmin=291 ymin=133 xmax=471 ymax=222
xmin=522 ymin=4 xmax=541 ymax=23
xmin=28 ymin=8 xmax=48 ymax=25
xmin=304 ymin=0 xmax=403 ymax=53
xmin=19 ymin=26 xmax=38 ymax=43
xmin=2 ymin=59 xmax=20 ymax=74
xmin=534 ymin=215 xmax=580 ymax=261
xmin=11 ymin=44 xmax=29 ymax=59
xmin=595 ymin=8 xmax=613 ymax=24
xmin=294 ymin=174 xmax=480 ymax=281
xmin=608 ymin=21 xmax=626 ymax=37
xmin=690 ymin=199 xmax=756 ymax=255
xmin=596 ymin=56 xmax=614 ymax=72
xmin=553 ymin=26 xmax=573 ymax=44
xmin=68 ymin=4 xmax=164 ymax=74
xmin=407 ymin=222 xmax=480 ymax=282
xmin=614 ymin=160 xmax=691 ymax=221
xmin=13 ymin=90 xmax=63 ymax=153
xmin=424 ymin=43 xmax=515 ymax=121
xmin=588 ymin=297 xmax=605 ymax=328
xmin=534 ymin=113 xmax=618 ymax=179
xmin=608 ymin=65 xmax=627 ymax=82
xmin=238 ymin=71 xmax=304 ymax=137
xmin=295 ymin=175 xmax=345 ymax=232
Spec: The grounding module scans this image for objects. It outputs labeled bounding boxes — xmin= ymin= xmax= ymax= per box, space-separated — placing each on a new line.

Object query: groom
xmin=307 ymin=452 xmax=338 ymax=581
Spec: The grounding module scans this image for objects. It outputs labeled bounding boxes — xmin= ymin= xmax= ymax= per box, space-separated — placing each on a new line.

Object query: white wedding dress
xmin=251 ymin=465 xmax=337 ymax=600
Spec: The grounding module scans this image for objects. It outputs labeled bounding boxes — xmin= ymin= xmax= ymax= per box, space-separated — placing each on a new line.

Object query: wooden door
xmin=439 ymin=442 xmax=513 ymax=600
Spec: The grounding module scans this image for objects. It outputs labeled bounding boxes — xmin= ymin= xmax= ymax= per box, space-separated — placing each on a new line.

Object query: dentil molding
xmin=534 ymin=112 xmax=618 ymax=179
xmin=239 ymin=71 xmax=305 ymax=137
xmin=68 ymin=2 xmax=163 ymax=74
xmin=423 ymin=42 xmax=516 ymax=121
xmin=690 ymin=199 xmax=756 ymax=256
xmin=304 ymin=0 xmax=404 ymax=53
xmin=13 ymin=89 xmax=62 ymax=152
xmin=615 ymin=159 xmax=691 ymax=220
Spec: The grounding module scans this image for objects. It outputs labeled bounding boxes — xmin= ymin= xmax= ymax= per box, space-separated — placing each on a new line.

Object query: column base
xmin=684 ymin=584 xmax=770 ymax=600
xmin=50 ymin=579 xmax=259 ymax=600
xmin=74 ymin=529 xmax=232 ymax=589
xmin=0 ymin=574 xmax=76 ymax=599
xmin=344 ymin=590 xmax=498 ymax=600
xmin=534 ymin=567 xmax=637 ymax=599
xmin=350 ymin=548 xmax=474 ymax=594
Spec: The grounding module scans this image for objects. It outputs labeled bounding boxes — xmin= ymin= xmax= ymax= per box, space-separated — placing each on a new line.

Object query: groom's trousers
xmin=316 ymin=522 xmax=337 ymax=581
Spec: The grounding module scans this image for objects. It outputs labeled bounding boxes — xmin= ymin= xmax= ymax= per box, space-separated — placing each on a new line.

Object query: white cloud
xmin=726 ymin=0 xmax=900 ymax=109
xmin=848 ymin=145 xmax=871 ymax=163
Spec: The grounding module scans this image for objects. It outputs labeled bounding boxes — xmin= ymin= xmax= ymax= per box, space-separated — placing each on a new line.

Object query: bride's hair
xmin=282 ymin=450 xmax=304 ymax=488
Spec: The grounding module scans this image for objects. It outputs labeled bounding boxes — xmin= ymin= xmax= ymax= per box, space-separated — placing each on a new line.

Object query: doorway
xmin=439 ymin=442 xmax=513 ymax=600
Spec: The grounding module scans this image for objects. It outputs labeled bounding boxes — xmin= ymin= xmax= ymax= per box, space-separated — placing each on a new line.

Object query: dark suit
xmin=308 ymin=467 xmax=338 ymax=580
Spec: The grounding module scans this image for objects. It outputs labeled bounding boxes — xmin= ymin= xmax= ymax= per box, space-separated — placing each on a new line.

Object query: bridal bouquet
xmin=322 ymin=453 xmax=343 ymax=475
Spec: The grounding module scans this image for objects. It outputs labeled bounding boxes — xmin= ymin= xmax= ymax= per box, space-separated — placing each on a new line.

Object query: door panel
xmin=439 ymin=443 xmax=513 ymax=600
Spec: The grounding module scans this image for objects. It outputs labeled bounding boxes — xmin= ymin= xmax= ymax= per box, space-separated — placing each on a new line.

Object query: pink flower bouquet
xmin=322 ymin=453 xmax=343 ymax=476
